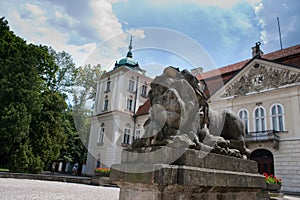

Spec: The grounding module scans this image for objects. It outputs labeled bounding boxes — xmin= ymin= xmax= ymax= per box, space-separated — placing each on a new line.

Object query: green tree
xmin=59 ymin=108 xmax=87 ymax=165
xmin=0 ymin=17 xmax=69 ymax=173
xmin=72 ymin=64 xmax=104 ymax=146
xmin=0 ymin=17 xmax=44 ymax=172
xmin=0 ymin=17 xmax=103 ymax=173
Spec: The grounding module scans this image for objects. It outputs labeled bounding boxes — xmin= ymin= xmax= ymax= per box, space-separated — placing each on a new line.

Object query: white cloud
xmin=260 ymin=30 xmax=268 ymax=44
xmin=24 ymin=3 xmax=46 ymax=23
xmin=151 ymin=0 xmax=261 ymax=8
xmin=128 ymin=29 xmax=145 ymax=39
xmin=54 ymin=10 xmax=78 ymax=27
xmin=89 ymin=0 xmax=123 ymax=40
xmin=2 ymin=0 xmax=135 ymax=68
xmin=252 ymin=1 xmax=268 ymax=44
xmin=254 ymin=2 xmax=263 ymax=14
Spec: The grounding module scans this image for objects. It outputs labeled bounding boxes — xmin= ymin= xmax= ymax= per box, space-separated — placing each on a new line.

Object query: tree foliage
xmin=0 ymin=17 xmax=72 ymax=173
xmin=72 ymin=64 xmax=104 ymax=146
xmin=0 ymin=17 xmax=104 ymax=173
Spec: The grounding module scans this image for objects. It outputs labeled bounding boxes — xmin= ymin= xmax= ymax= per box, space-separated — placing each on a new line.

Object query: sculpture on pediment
xmin=222 ymin=64 xmax=300 ymax=97
xmin=132 ymin=66 xmax=250 ymax=158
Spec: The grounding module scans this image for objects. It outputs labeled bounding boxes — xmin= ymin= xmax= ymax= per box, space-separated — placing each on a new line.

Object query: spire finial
xmin=129 ymin=35 xmax=132 ymax=51
xmin=126 ymin=35 xmax=133 ymax=58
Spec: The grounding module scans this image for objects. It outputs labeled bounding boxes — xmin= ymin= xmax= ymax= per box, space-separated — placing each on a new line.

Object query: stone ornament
xmin=132 ymin=66 xmax=250 ymax=158
xmin=222 ymin=64 xmax=300 ymax=97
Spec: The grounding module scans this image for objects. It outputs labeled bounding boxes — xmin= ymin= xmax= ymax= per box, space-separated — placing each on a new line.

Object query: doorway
xmin=250 ymin=149 xmax=274 ymax=175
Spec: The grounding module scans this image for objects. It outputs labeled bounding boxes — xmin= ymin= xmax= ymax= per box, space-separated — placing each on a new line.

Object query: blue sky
xmin=1 ymin=0 xmax=300 ymax=77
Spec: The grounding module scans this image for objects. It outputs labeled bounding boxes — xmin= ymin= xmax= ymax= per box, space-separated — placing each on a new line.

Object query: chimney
xmin=252 ymin=42 xmax=264 ymax=58
xmin=191 ymin=67 xmax=203 ymax=76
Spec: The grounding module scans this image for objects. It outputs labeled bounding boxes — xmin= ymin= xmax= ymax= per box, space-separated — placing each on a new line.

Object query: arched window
xmin=238 ymin=109 xmax=249 ymax=134
xmin=98 ymin=123 xmax=105 ymax=143
xmin=123 ymin=124 xmax=131 ymax=145
xmin=270 ymin=104 xmax=285 ymax=131
xmin=254 ymin=106 xmax=266 ymax=133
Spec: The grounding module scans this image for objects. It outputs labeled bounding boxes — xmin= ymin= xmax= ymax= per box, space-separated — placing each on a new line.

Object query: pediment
xmin=211 ymin=59 xmax=300 ymax=100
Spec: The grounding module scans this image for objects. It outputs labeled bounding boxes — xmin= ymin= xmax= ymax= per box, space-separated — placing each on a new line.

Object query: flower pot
xmin=266 ymin=183 xmax=282 ymax=191
xmin=94 ymin=171 xmax=110 ymax=177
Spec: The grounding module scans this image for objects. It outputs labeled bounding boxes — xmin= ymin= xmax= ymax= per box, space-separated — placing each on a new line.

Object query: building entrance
xmin=250 ymin=149 xmax=274 ymax=175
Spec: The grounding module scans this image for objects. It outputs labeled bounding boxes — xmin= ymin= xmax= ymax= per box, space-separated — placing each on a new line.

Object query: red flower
xmin=263 ymin=173 xmax=282 ymax=185
xmin=95 ymin=167 xmax=110 ymax=173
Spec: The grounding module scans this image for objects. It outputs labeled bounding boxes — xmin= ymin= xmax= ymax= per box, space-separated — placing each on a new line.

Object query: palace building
xmin=134 ymin=43 xmax=300 ymax=193
xmin=86 ymin=41 xmax=300 ymax=193
xmin=195 ymin=43 xmax=300 ymax=193
xmin=85 ymin=37 xmax=152 ymax=176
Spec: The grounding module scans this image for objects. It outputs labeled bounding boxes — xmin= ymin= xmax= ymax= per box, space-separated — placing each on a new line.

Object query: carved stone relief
xmin=222 ymin=64 xmax=300 ymax=97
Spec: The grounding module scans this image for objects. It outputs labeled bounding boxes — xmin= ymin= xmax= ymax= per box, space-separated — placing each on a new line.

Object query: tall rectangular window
xmin=103 ymin=99 xmax=108 ymax=110
xmin=238 ymin=109 xmax=249 ymax=134
xmin=127 ymin=98 xmax=133 ymax=111
xmin=128 ymin=80 xmax=135 ymax=92
xmin=134 ymin=130 xmax=141 ymax=140
xmin=123 ymin=128 xmax=131 ymax=144
xmin=141 ymin=85 xmax=147 ymax=97
xmin=105 ymin=81 xmax=110 ymax=92
xmin=98 ymin=123 xmax=105 ymax=143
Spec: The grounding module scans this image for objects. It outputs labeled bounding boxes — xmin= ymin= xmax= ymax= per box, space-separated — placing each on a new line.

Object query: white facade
xmin=86 ymin=65 xmax=152 ymax=176
xmin=209 ymin=58 xmax=300 ymax=192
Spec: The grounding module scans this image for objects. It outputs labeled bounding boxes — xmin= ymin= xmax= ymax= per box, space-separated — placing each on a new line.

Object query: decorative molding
xmin=221 ymin=65 xmax=300 ymax=97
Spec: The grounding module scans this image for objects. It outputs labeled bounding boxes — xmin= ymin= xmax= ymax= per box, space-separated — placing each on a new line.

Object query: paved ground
xmin=0 ymin=178 xmax=299 ymax=200
xmin=283 ymin=195 xmax=300 ymax=200
xmin=0 ymin=178 xmax=119 ymax=200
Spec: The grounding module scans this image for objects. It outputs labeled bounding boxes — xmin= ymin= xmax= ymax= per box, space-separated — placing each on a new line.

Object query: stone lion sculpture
xmin=132 ymin=66 xmax=250 ymax=158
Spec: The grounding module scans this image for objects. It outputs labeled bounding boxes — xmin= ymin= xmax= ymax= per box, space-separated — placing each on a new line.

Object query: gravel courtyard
xmin=1 ymin=178 xmax=300 ymax=200
xmin=0 ymin=178 xmax=119 ymax=200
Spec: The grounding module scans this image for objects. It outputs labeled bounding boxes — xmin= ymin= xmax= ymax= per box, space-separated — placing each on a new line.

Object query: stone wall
xmin=274 ymin=139 xmax=300 ymax=193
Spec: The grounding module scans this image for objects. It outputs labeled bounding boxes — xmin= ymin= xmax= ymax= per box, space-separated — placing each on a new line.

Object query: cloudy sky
xmin=1 ymin=0 xmax=300 ymax=77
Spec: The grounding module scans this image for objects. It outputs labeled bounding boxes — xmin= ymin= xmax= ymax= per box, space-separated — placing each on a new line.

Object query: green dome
xmin=114 ymin=36 xmax=141 ymax=70
xmin=117 ymin=57 xmax=138 ymax=66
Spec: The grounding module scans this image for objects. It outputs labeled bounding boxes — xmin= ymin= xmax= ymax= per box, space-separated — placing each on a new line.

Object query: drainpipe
xmin=132 ymin=76 xmax=139 ymax=141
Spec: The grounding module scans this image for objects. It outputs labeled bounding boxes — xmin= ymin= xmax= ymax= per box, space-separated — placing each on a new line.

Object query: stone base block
xmin=111 ymin=164 xmax=264 ymax=200
xmin=121 ymin=147 xmax=257 ymax=173
xmin=118 ymin=183 xmax=258 ymax=200
xmin=111 ymin=147 xmax=265 ymax=200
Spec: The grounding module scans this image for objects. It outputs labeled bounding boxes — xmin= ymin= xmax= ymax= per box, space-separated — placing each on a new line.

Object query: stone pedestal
xmin=110 ymin=147 xmax=265 ymax=200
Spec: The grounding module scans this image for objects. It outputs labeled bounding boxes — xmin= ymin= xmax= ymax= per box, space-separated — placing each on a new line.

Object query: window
xmin=134 ymin=130 xmax=141 ymax=140
xmin=127 ymin=96 xmax=133 ymax=111
xmin=105 ymin=81 xmax=110 ymax=92
xmin=128 ymin=80 xmax=135 ymax=92
xmin=238 ymin=109 xmax=249 ymax=134
xmin=96 ymin=160 xmax=101 ymax=168
xmin=271 ymin=104 xmax=284 ymax=131
xmin=103 ymin=96 xmax=108 ymax=111
xmin=141 ymin=85 xmax=147 ymax=97
xmin=123 ymin=128 xmax=131 ymax=144
xmin=254 ymin=107 xmax=266 ymax=133
xmin=98 ymin=123 xmax=105 ymax=143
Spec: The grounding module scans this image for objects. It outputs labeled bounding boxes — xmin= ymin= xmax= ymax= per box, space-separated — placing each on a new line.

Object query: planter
xmin=94 ymin=172 xmax=110 ymax=177
xmin=266 ymin=183 xmax=282 ymax=191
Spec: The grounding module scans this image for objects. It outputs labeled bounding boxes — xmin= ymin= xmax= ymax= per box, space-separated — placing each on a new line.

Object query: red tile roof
xmin=197 ymin=44 xmax=300 ymax=80
xmin=135 ymin=99 xmax=150 ymax=116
